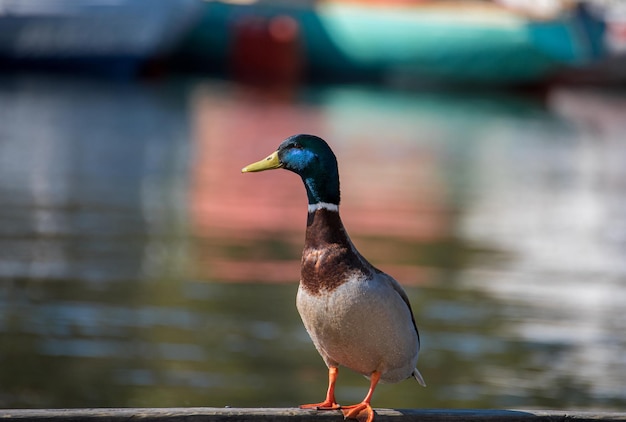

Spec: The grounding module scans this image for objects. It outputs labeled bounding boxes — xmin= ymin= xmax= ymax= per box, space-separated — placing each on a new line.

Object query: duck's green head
xmin=242 ymin=134 xmax=340 ymax=206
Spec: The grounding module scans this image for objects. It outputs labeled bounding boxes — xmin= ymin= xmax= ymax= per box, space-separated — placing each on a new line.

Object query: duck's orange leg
xmin=341 ymin=370 xmax=381 ymax=422
xmin=300 ymin=366 xmax=340 ymax=410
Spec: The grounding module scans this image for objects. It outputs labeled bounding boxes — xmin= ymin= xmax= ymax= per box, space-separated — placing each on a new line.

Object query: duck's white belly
xmin=296 ymin=274 xmax=419 ymax=383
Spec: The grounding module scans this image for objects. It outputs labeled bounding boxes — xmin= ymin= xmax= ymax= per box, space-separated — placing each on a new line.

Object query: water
xmin=0 ymin=73 xmax=625 ymax=410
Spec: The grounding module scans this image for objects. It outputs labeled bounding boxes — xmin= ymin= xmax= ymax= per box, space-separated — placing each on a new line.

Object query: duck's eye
xmin=292 ymin=143 xmax=303 ymax=150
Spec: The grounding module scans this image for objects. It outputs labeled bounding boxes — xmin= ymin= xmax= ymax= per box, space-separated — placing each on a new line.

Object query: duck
xmin=242 ymin=134 xmax=426 ymax=422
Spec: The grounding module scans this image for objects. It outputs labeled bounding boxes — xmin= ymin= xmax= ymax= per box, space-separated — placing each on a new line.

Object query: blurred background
xmin=1 ymin=0 xmax=626 ymax=412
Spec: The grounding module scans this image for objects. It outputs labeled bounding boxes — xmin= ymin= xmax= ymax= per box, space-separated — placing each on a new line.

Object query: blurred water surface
xmin=0 ymin=74 xmax=625 ymax=410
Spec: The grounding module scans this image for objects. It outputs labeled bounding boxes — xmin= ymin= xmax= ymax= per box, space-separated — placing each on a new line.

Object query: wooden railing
xmin=1 ymin=408 xmax=625 ymax=421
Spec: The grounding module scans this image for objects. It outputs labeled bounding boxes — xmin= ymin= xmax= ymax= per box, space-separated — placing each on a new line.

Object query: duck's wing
xmin=379 ymin=271 xmax=427 ymax=387
xmin=380 ymin=271 xmax=420 ymax=344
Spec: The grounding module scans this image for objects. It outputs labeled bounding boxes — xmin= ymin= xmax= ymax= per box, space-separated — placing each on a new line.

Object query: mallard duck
xmin=242 ymin=134 xmax=426 ymax=422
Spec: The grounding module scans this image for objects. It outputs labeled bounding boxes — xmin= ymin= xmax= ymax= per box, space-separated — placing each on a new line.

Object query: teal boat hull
xmin=176 ymin=1 xmax=605 ymax=85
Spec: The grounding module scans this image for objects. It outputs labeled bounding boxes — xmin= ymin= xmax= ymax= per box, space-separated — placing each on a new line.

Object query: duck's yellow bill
xmin=241 ymin=151 xmax=282 ymax=173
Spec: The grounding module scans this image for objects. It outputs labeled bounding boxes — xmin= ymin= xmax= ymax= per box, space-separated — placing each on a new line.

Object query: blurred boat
xmin=175 ymin=0 xmax=608 ymax=86
xmin=0 ymin=0 xmax=200 ymax=77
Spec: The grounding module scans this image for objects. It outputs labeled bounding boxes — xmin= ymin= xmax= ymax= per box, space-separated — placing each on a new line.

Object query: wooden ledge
xmin=1 ymin=408 xmax=625 ymax=422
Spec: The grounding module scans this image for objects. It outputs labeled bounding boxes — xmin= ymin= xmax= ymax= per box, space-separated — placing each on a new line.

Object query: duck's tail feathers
xmin=413 ymin=368 xmax=426 ymax=387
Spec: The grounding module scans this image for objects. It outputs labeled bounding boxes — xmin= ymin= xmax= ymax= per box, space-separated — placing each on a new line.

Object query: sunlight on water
xmin=0 ymin=74 xmax=625 ymax=410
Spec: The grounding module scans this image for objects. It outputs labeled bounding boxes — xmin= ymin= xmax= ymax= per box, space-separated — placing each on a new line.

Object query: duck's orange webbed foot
xmin=300 ymin=366 xmax=341 ymax=410
xmin=341 ymin=402 xmax=375 ymax=422
xmin=300 ymin=400 xmax=340 ymax=410
xmin=341 ymin=370 xmax=381 ymax=422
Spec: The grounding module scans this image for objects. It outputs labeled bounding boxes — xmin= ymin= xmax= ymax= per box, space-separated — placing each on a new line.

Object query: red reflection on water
xmin=189 ymin=85 xmax=449 ymax=284
xmin=190 ymin=85 xmax=325 ymax=237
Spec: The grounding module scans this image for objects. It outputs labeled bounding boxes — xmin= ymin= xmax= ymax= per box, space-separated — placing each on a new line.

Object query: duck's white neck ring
xmin=308 ymin=202 xmax=339 ymax=213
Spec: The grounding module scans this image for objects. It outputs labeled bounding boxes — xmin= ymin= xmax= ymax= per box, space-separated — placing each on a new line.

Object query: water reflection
xmin=0 ymin=74 xmax=625 ymax=410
